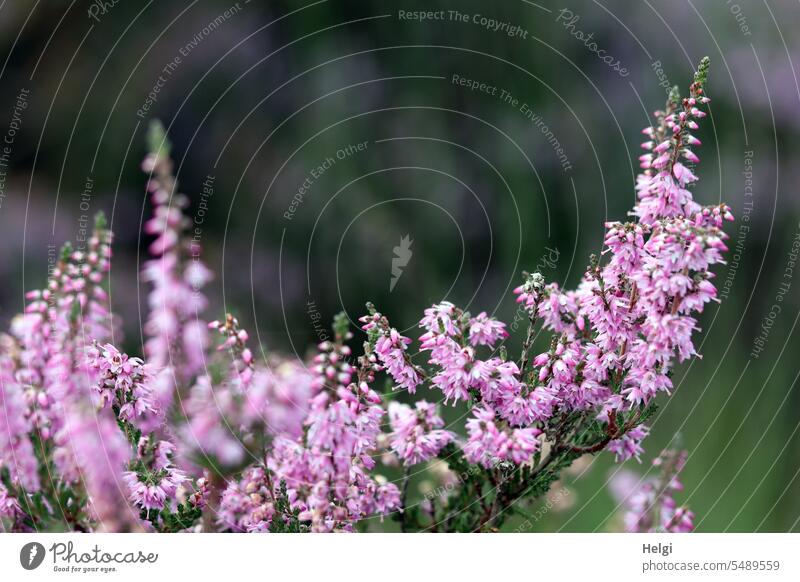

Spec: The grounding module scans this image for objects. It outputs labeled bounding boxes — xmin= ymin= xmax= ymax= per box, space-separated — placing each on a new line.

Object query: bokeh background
xmin=0 ymin=0 xmax=798 ymax=531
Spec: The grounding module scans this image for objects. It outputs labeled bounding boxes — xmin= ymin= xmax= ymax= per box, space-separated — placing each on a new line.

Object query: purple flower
xmin=513 ymin=272 xmax=545 ymax=311
xmin=388 ymin=401 xmax=454 ymax=466
xmin=53 ymin=405 xmax=136 ymax=531
xmin=362 ymin=313 xmax=422 ymax=394
xmin=621 ymin=449 xmax=694 ymax=532
xmin=124 ymin=437 xmax=188 ymax=512
xmin=0 ymin=482 xmax=22 ymax=520
xmin=608 ymin=425 xmax=649 ymax=463
xmin=0 ymin=365 xmax=40 ymax=491
xmin=468 ymin=312 xmax=508 ymax=347
xmin=87 ymin=343 xmax=161 ymax=432
xmin=464 ymin=407 xmax=541 ymax=468
xmin=419 ymin=301 xmax=459 ymax=335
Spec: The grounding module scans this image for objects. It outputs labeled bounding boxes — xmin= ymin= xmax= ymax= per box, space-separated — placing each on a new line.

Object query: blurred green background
xmin=0 ymin=0 xmax=798 ymax=531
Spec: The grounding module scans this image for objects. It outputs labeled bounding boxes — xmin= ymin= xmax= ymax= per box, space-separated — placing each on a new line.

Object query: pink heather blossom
xmin=388 ymin=401 xmax=454 ymax=466
xmin=5 ymin=216 xmax=116 ymax=446
xmin=621 ymin=450 xmax=694 ymax=532
xmin=375 ymin=331 xmax=422 ymax=393
xmin=0 ymin=482 xmax=22 ymax=522
xmin=209 ymin=316 xmax=255 ymax=387
xmin=513 ymin=272 xmax=546 ymax=311
xmin=86 ymin=343 xmax=162 ymax=433
xmin=672 ymin=162 xmax=697 ymax=186
xmin=180 ymin=374 xmax=248 ymax=469
xmin=464 ymin=407 xmax=541 ymax=468
xmin=361 ymin=313 xmax=422 ymax=393
xmin=310 ymin=339 xmax=353 ymax=394
xmin=252 ymin=361 xmax=315 ymax=440
xmin=265 ymin=437 xmax=400 ymax=532
xmin=506 ymin=428 xmax=543 ymax=465
xmin=0 ymin=360 xmax=40 ymax=491
xmin=53 ymin=405 xmax=136 ymax=531
xmin=218 ymin=466 xmax=278 ymax=532
xmin=607 ymin=425 xmax=650 ymax=463
xmin=418 ymin=303 xmax=524 ymax=407
xmin=536 ymin=284 xmax=581 ymax=336
xmin=419 ymin=301 xmax=459 ymax=335
xmin=468 ymin=312 xmax=508 ymax=346
xmin=141 ymin=138 xmax=210 ymax=384
xmin=427 ymin=343 xmax=475 ymax=404
xmin=124 ymin=438 xmax=188 ymax=512
xmin=243 ymin=331 xmax=402 ymax=532
xmin=305 ymin=379 xmax=384 ymax=466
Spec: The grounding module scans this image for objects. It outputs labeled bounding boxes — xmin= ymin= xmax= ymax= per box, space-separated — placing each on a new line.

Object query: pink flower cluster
xmin=0 ymin=213 xmax=154 ymax=531
xmin=361 ymin=311 xmax=422 ymax=393
xmin=215 ymin=322 xmax=402 ymax=532
xmin=141 ymin=138 xmax=210 ymax=382
xmin=388 ymin=401 xmax=454 ymax=466
xmin=464 ymin=407 xmax=542 ymax=468
xmin=7 ymin=219 xmax=114 ymax=447
xmin=0 ymin=482 xmax=22 ymax=521
xmin=209 ymin=315 xmax=254 ymax=387
xmin=416 ymin=301 xmax=553 ymax=456
xmin=418 ymin=302 xmax=532 ymax=414
xmin=52 ymin=404 xmax=136 ymax=531
xmin=87 ymin=343 xmax=161 ymax=432
xmin=0 ymin=356 xmax=39 ymax=492
xmin=124 ymin=438 xmax=188 ymax=512
xmin=622 ymin=449 xmax=695 ymax=533
xmin=357 ymin=60 xmax=728 ymax=492
xmin=0 ymin=64 xmax=728 ymax=532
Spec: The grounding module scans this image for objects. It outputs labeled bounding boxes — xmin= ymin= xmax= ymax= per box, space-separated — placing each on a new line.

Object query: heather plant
xmin=0 ymin=59 xmax=728 ymax=533
xmin=621 ymin=449 xmax=695 ymax=533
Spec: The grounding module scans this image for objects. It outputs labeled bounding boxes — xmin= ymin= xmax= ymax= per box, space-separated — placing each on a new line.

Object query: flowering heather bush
xmin=0 ymin=60 xmax=727 ymax=532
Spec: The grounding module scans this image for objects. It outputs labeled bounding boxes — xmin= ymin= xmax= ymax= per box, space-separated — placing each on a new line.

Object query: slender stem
xmin=518 ymin=313 xmax=537 ymax=376
xmin=201 ymin=472 xmax=225 ymax=532
xmin=399 ymin=466 xmax=411 ymax=533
